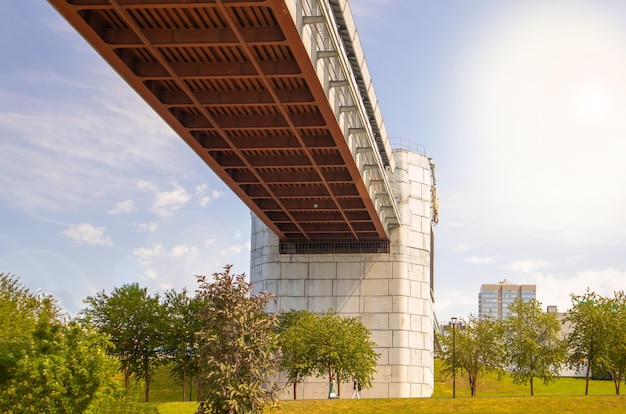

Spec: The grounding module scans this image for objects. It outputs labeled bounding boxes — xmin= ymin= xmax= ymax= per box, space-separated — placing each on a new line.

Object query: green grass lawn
xmin=432 ymin=359 xmax=617 ymax=397
xmin=153 ymin=396 xmax=626 ymax=414
xmin=118 ymin=364 xmax=202 ymax=404
xmin=122 ymin=361 xmax=626 ymax=413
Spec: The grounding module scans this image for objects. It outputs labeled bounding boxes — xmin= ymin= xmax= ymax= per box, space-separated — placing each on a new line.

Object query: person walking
xmin=352 ymin=379 xmax=361 ymax=399
xmin=328 ymin=375 xmax=338 ymax=399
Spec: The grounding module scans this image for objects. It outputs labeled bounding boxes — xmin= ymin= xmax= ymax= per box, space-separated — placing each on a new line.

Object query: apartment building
xmin=478 ymin=280 xmax=536 ymax=320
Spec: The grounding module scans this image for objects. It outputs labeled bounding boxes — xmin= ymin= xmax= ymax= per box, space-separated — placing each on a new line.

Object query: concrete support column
xmin=250 ymin=149 xmax=434 ymax=399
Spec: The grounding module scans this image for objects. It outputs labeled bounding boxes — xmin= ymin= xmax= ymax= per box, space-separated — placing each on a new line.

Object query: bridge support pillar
xmin=250 ymin=149 xmax=435 ymax=399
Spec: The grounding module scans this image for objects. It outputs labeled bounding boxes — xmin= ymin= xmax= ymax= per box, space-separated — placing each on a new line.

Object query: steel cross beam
xmin=47 ymin=0 xmax=396 ymax=242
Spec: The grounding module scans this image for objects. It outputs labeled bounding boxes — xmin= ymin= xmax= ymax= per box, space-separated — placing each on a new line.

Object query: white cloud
xmin=433 ymin=290 xmax=478 ymax=319
xmin=63 ymin=223 xmax=112 ymax=246
xmin=504 ymin=259 xmax=551 ymax=274
xmin=450 ymin=244 xmax=472 ymax=253
xmin=219 ymin=241 xmax=252 ymax=258
xmin=137 ymin=179 xmax=158 ymax=192
xmin=129 ymin=239 xmax=236 ymax=288
xmin=130 ymin=243 xmax=168 ymax=283
xmin=565 ymin=254 xmax=586 ymax=263
xmin=194 ymin=184 xmax=224 ymax=207
xmin=108 ymin=199 xmax=134 ymax=214
xmin=132 ymin=243 xmax=167 ymax=265
xmin=195 ymin=184 xmax=209 ymax=207
xmin=533 ymin=267 xmax=626 ymax=313
xmin=144 ymin=268 xmax=159 ymax=281
xmin=150 ymin=182 xmax=191 ymax=217
xmin=170 ymin=244 xmax=198 ymax=259
xmin=465 ymin=255 xmax=497 ymax=264
xmin=0 ymin=73 xmax=186 ymax=214
xmin=135 ymin=222 xmax=157 ymax=232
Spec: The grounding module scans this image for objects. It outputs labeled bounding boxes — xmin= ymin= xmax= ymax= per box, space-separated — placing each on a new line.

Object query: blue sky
xmin=3 ymin=0 xmax=626 ymax=322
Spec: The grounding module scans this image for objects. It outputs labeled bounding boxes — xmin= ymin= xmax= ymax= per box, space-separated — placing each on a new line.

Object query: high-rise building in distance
xmin=478 ymin=280 xmax=536 ymax=320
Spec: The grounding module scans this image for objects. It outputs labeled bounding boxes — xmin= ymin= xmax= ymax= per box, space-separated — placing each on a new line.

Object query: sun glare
xmin=462 ymin=3 xmax=626 ymax=134
xmin=452 ymin=2 xmax=626 ymax=232
xmin=572 ymin=83 xmax=610 ymax=123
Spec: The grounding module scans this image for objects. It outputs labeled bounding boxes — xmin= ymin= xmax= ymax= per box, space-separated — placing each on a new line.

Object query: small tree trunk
xmin=123 ymin=361 xmax=130 ymax=390
xmin=197 ymin=376 xmax=203 ymax=402
xmin=585 ymin=363 xmax=591 ymax=395
xmin=145 ymin=371 xmax=150 ymax=402
xmin=613 ymin=369 xmax=621 ymax=395
xmin=145 ymin=358 xmax=151 ymax=402
xmin=183 ymin=362 xmax=188 ymax=402
xmin=469 ymin=374 xmax=476 ymax=397
xmin=530 ymin=376 xmax=534 ymax=396
xmin=337 ymin=373 xmax=341 ymax=398
xmin=293 ymin=382 xmax=297 ymax=400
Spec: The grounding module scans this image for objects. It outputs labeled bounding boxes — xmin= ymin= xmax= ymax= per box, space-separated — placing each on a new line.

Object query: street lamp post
xmin=451 ymin=317 xmax=457 ymax=398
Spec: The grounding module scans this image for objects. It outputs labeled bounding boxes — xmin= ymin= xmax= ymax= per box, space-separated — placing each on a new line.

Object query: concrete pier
xmin=251 ymin=148 xmax=436 ymax=398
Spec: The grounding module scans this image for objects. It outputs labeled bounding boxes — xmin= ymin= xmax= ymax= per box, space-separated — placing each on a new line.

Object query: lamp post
xmin=451 ymin=317 xmax=457 ymax=398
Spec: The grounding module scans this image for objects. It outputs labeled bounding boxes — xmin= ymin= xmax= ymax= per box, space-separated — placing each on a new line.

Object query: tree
xmin=0 ymin=273 xmax=117 ymax=413
xmin=0 ymin=273 xmax=39 ymax=385
xmin=310 ymin=310 xmax=379 ymax=397
xmin=278 ymin=309 xmax=379 ymax=398
xmin=593 ymin=291 xmax=626 ymax=395
xmin=503 ymin=299 xmax=566 ymax=396
xmin=195 ymin=265 xmax=281 ymax=414
xmin=564 ymin=289 xmax=610 ymax=395
xmin=566 ymin=290 xmax=626 ymax=395
xmin=82 ymin=283 xmax=166 ymax=402
xmin=163 ymin=287 xmax=205 ymax=401
xmin=2 ymin=320 xmax=118 ymax=413
xmin=277 ymin=309 xmax=316 ymax=400
xmin=438 ymin=314 xmax=505 ymax=396
xmin=603 ymin=292 xmax=626 ymax=394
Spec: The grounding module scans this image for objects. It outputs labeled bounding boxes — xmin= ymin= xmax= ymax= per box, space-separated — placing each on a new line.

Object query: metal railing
xmin=280 ymin=240 xmax=389 ymax=254
xmin=390 ymin=137 xmax=427 ymax=155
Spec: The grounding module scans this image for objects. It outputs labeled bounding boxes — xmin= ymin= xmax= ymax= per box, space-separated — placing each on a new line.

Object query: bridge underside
xmin=49 ymin=0 xmax=389 ymax=243
xmin=49 ymin=0 xmax=437 ymax=399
